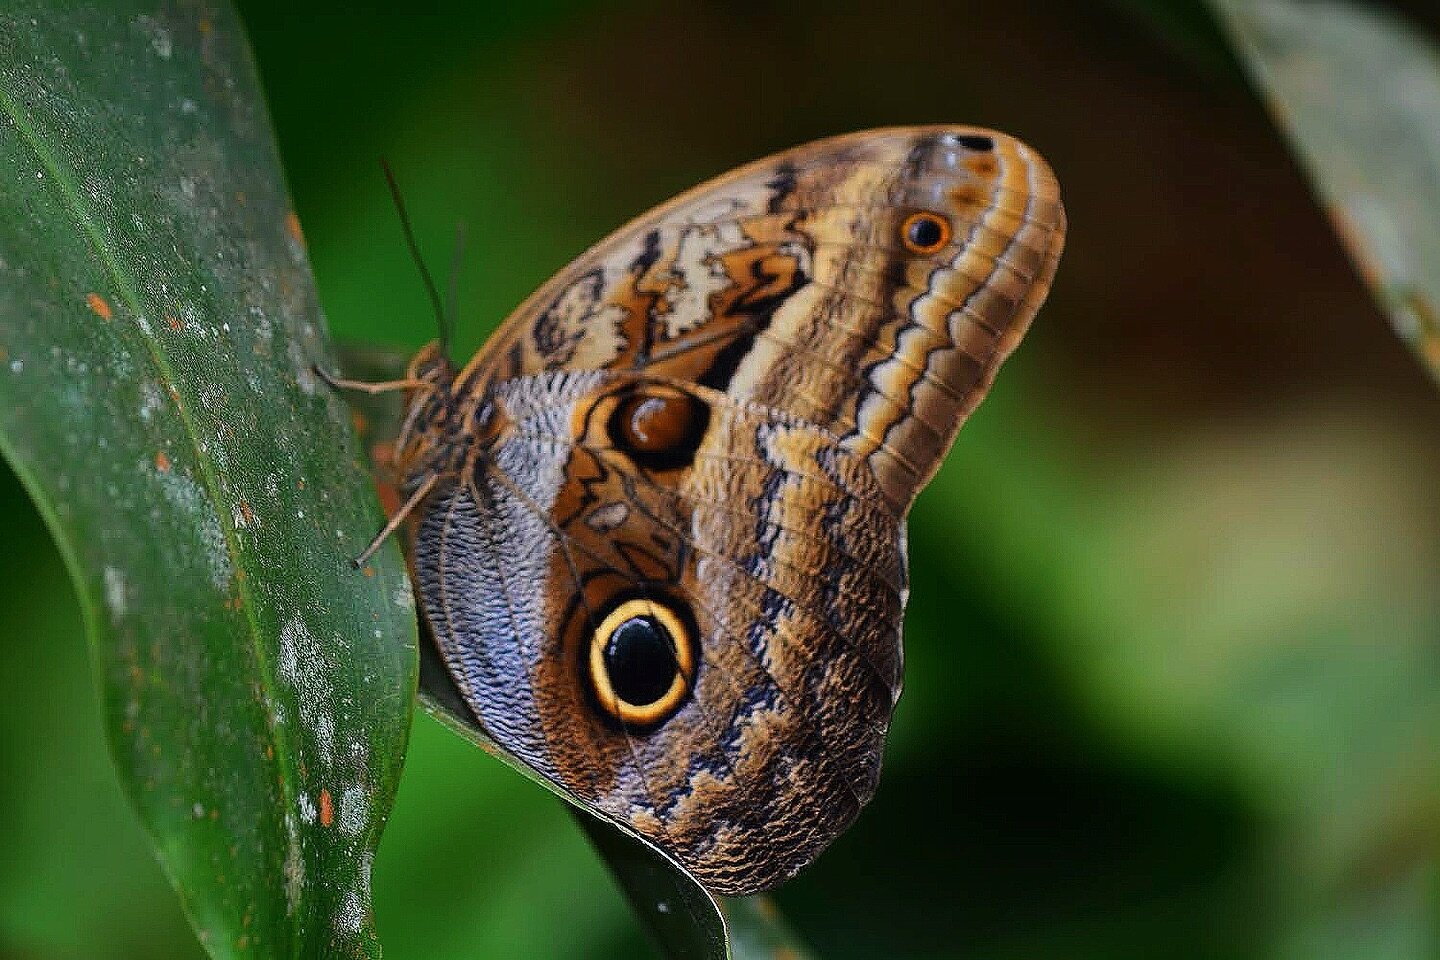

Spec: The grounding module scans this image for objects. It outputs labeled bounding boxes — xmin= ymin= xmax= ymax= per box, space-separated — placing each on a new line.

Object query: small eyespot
xmin=606 ymin=384 xmax=710 ymax=470
xmin=900 ymin=211 xmax=952 ymax=255
xmin=588 ymin=598 xmax=695 ymax=727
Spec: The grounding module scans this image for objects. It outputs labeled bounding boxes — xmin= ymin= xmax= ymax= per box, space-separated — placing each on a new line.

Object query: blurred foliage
xmin=1210 ymin=0 xmax=1440 ymax=383
xmin=4 ymin=1 xmax=1440 ymax=958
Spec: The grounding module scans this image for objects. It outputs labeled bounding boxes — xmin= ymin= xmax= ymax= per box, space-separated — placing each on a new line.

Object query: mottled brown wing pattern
xmin=458 ymin=126 xmax=1065 ymax=509
xmin=400 ymin=127 xmax=1065 ymax=894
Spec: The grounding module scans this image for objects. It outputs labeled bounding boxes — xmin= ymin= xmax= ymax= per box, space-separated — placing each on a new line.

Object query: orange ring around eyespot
xmin=899 ymin=211 xmax=952 ymax=255
xmin=589 ymin=598 xmax=695 ymax=727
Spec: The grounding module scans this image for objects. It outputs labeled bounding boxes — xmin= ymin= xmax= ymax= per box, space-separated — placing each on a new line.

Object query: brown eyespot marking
xmin=607 ymin=384 xmax=710 ymax=470
xmin=900 ymin=211 xmax=952 ymax=255
xmin=587 ymin=597 xmax=696 ymax=728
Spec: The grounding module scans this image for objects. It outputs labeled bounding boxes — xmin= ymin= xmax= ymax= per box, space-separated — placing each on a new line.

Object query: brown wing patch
xmin=462 ymin=126 xmax=1064 ymax=511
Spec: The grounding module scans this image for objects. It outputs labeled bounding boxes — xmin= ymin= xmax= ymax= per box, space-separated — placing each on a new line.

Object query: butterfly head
xmin=389 ymin=340 xmax=464 ymax=477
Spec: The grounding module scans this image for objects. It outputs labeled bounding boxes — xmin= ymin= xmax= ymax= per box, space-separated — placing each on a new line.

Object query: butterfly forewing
xmin=411 ymin=126 xmax=1065 ymax=894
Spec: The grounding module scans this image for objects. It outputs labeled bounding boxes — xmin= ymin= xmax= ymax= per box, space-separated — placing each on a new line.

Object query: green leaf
xmin=0 ymin=4 xmax=417 ymax=957
xmin=1207 ymin=0 xmax=1440 ymax=383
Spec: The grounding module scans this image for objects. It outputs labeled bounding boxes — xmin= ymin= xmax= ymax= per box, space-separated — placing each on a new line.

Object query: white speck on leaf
xmin=336 ymin=891 xmax=364 ymax=935
xmin=283 ymin=810 xmax=304 ymax=916
xmin=338 ymin=785 xmax=367 ymax=836
xmin=150 ymin=465 xmax=231 ymax=590
xmin=298 ymin=792 xmax=317 ymax=825
xmin=103 ymin=567 xmax=126 ymax=616
xmin=278 ymin=616 xmax=336 ymax=765
xmin=136 ymin=15 xmax=171 ymax=58
xmin=335 ymin=851 xmax=374 ymax=935
xmin=138 ymin=381 xmax=162 ymax=421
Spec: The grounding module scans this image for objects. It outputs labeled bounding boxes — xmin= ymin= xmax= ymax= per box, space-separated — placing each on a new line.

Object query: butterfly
xmin=328 ymin=126 xmax=1065 ymax=895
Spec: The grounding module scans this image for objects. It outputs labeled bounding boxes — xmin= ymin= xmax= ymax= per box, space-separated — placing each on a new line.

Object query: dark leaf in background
xmin=1209 ymin=0 xmax=1440 ymax=382
xmin=0 ymin=3 xmax=416 ymax=957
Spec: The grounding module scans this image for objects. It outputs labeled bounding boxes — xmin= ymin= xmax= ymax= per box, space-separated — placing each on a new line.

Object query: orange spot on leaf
xmin=154 ymin=450 xmax=172 ymax=472
xmin=165 ymin=315 xmax=182 ymax=331
xmin=86 ymin=293 xmax=113 ymax=320
xmin=319 ymin=788 xmax=334 ymax=827
xmin=286 ymin=211 xmax=305 ymax=247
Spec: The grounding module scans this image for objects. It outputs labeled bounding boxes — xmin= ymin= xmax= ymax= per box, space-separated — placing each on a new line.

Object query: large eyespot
xmin=607 ymin=384 xmax=710 ymax=471
xmin=900 ymin=211 xmax=952 ymax=255
xmin=588 ymin=598 xmax=695 ymax=728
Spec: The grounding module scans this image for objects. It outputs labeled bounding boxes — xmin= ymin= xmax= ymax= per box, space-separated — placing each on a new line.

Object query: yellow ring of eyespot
xmin=588 ymin=598 xmax=695 ymax=726
xmin=899 ymin=210 xmax=953 ymax=255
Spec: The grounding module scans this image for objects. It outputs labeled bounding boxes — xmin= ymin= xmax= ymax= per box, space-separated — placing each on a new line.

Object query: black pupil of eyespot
xmin=908 ymin=216 xmax=943 ymax=249
xmin=604 ymin=616 xmax=678 ymax=706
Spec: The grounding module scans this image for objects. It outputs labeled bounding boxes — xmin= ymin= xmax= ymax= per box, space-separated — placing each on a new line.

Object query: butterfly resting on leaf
xmin=322 ymin=126 xmax=1065 ymax=895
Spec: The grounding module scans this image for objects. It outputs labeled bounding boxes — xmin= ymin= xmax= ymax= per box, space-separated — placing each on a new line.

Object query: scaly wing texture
xmin=460 ymin=126 xmax=1065 ymax=510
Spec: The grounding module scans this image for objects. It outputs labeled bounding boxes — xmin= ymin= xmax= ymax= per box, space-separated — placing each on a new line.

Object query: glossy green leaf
xmin=0 ymin=4 xmax=417 ymax=957
xmin=1208 ymin=0 xmax=1440 ymax=382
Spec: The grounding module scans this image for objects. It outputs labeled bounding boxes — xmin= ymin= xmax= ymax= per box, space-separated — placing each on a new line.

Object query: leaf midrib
xmin=0 ymin=66 xmax=304 ymax=955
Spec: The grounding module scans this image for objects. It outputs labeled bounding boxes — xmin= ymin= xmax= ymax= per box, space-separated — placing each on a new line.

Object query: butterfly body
xmin=388 ymin=127 xmax=1064 ymax=894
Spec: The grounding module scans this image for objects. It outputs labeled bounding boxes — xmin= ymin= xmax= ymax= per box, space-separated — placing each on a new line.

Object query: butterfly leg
xmin=312 ymin=364 xmax=427 ymax=395
xmin=351 ymin=471 xmax=441 ymax=567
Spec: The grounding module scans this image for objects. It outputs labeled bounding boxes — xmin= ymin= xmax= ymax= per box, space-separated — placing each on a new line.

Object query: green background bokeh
xmin=5 ymin=2 xmax=1440 ymax=958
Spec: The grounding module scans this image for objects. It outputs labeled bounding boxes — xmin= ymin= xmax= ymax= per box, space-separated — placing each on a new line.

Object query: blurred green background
xmin=5 ymin=1 xmax=1440 ymax=957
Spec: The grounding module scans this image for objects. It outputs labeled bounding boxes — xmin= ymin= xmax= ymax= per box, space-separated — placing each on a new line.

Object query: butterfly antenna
xmin=381 ymin=159 xmax=453 ymax=361
xmin=445 ymin=220 xmax=468 ymax=350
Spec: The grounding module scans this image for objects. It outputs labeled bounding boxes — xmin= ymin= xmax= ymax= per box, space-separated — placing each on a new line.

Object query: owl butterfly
xmin=343 ymin=127 xmax=1064 ymax=895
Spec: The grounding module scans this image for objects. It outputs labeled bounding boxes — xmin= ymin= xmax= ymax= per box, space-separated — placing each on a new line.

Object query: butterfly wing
xmin=458 ymin=125 xmax=1065 ymax=509
xmin=417 ymin=127 xmax=1065 ymax=894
